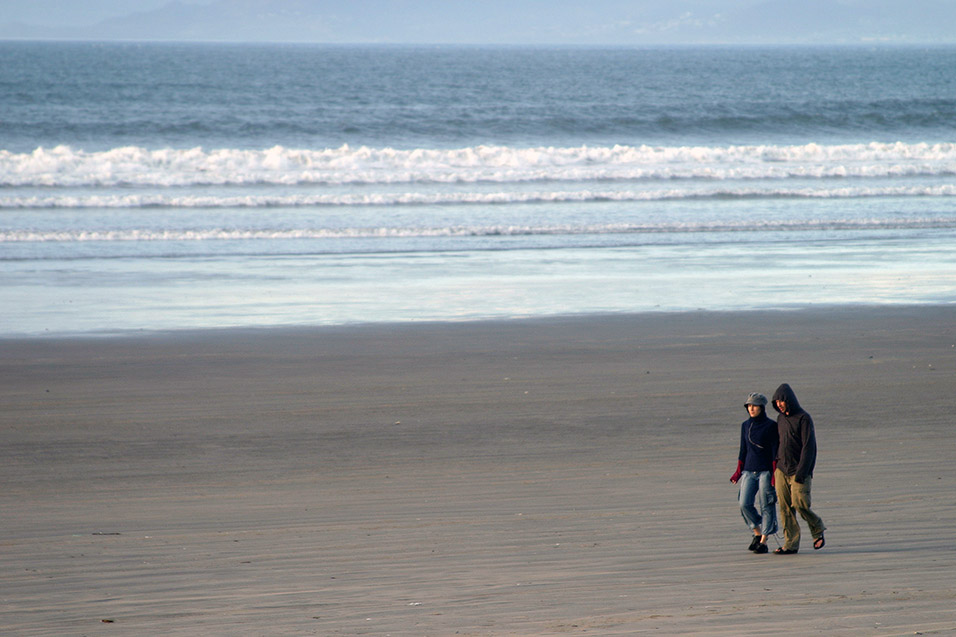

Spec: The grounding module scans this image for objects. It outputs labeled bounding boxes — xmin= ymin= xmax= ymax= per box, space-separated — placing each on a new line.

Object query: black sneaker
xmin=748 ymin=536 xmax=762 ymax=551
xmin=753 ymin=543 xmax=769 ymax=554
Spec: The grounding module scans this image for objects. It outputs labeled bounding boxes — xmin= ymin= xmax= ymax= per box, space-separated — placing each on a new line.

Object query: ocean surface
xmin=2 ymin=42 xmax=956 ymax=336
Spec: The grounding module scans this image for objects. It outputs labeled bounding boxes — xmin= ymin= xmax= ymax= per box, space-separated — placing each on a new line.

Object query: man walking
xmin=772 ymin=383 xmax=826 ymax=554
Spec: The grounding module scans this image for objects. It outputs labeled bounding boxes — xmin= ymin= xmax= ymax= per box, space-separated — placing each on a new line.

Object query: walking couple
xmin=729 ymin=383 xmax=827 ymax=555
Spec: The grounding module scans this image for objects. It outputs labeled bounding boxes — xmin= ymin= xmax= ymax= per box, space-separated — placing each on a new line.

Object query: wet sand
xmin=1 ymin=306 xmax=955 ymax=635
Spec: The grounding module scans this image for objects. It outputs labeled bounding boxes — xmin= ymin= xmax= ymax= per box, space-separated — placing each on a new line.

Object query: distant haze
xmin=2 ymin=0 xmax=956 ymax=44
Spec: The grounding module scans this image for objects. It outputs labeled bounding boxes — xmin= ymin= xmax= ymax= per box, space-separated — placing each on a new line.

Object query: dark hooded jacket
xmin=772 ymin=383 xmax=817 ymax=482
xmin=738 ymin=410 xmax=778 ymax=473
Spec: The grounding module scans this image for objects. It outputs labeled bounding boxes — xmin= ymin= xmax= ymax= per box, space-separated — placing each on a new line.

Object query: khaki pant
xmin=774 ymin=469 xmax=826 ymax=551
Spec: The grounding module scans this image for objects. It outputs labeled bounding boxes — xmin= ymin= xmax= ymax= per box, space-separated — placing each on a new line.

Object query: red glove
xmin=730 ymin=460 xmax=743 ymax=484
xmin=771 ymin=461 xmax=777 ymax=487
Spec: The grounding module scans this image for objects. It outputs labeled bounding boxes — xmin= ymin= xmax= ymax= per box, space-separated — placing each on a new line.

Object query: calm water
xmin=2 ymin=43 xmax=955 ymax=335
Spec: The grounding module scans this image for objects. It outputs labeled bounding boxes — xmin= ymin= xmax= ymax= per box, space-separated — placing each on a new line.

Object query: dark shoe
xmin=748 ymin=536 xmax=762 ymax=551
xmin=753 ymin=543 xmax=769 ymax=554
xmin=774 ymin=547 xmax=798 ymax=555
xmin=813 ymin=535 xmax=825 ymax=550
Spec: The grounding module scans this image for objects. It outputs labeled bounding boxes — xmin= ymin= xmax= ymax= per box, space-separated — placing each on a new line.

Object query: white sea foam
xmin=3 ymin=217 xmax=954 ymax=244
xmin=3 ymin=142 xmax=956 ymax=187
xmin=3 ymin=184 xmax=956 ymax=209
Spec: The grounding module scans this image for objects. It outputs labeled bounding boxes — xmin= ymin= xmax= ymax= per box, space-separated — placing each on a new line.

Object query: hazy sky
xmin=1 ymin=1 xmax=197 ymax=28
xmin=3 ymin=0 xmax=956 ymax=45
xmin=3 ymin=1 xmax=154 ymax=27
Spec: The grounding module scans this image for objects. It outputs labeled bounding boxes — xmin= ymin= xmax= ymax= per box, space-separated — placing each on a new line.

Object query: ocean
xmin=2 ymin=42 xmax=956 ymax=336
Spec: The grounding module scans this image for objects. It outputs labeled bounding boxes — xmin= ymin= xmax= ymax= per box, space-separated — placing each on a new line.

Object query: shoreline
xmin=4 ymin=301 xmax=955 ymax=342
xmin=2 ymin=304 xmax=954 ymax=634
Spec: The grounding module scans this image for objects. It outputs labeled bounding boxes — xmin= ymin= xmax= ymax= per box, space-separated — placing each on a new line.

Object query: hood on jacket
xmin=772 ymin=383 xmax=803 ymax=415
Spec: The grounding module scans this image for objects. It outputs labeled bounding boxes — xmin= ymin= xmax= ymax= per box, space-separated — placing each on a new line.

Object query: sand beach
xmin=1 ymin=306 xmax=955 ymax=635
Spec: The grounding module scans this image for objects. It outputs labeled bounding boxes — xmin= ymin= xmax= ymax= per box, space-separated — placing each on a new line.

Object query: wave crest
xmin=4 ymin=141 xmax=956 ymax=188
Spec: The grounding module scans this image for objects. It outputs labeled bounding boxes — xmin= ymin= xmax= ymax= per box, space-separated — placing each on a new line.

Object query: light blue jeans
xmin=738 ymin=470 xmax=778 ymax=536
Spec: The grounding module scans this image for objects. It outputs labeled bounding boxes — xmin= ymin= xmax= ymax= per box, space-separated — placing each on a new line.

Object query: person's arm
xmin=793 ymin=414 xmax=817 ymax=483
xmin=731 ymin=423 xmax=746 ymax=483
xmin=771 ymin=426 xmax=779 ymax=487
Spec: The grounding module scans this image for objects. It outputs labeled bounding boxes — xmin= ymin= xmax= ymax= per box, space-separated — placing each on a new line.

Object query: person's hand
xmin=771 ymin=473 xmax=775 ymax=488
xmin=730 ymin=460 xmax=743 ymax=484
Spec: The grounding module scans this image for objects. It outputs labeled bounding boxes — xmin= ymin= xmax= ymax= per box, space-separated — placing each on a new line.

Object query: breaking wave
xmin=3 ymin=141 xmax=956 ymax=188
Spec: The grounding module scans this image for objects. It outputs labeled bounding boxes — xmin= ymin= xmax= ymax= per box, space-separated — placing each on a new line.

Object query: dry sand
xmin=1 ymin=306 xmax=955 ymax=636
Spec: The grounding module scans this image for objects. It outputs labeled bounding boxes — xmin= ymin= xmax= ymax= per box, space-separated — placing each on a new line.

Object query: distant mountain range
xmin=3 ymin=0 xmax=956 ymax=45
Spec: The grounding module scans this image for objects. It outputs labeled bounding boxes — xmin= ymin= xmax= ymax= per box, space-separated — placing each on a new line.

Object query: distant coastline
xmin=3 ymin=0 xmax=956 ymax=46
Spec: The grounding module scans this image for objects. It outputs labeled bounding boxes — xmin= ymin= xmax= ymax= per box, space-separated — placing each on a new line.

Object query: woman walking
xmin=729 ymin=392 xmax=779 ymax=553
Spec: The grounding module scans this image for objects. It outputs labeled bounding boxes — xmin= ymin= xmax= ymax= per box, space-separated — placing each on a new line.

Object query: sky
xmin=2 ymin=0 xmax=956 ymax=45
xmin=1 ymin=1 xmax=194 ymax=28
